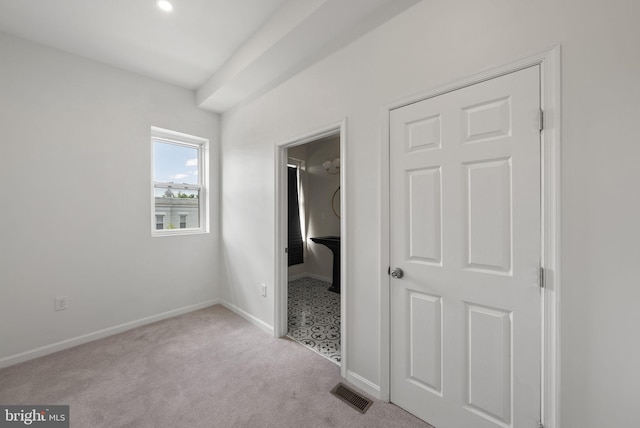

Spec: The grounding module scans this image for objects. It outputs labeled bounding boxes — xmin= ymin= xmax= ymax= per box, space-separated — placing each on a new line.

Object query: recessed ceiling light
xmin=157 ymin=0 xmax=173 ymax=12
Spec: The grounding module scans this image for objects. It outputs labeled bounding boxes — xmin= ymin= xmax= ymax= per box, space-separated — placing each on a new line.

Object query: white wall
xmin=220 ymin=1 xmax=640 ymax=427
xmin=0 ymin=33 xmax=220 ymax=363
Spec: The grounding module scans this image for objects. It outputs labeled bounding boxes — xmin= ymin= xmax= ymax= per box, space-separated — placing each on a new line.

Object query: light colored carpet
xmin=0 ymin=305 xmax=432 ymax=428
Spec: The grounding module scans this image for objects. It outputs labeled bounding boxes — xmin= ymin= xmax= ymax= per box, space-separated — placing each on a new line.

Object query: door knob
xmin=391 ymin=267 xmax=404 ymax=279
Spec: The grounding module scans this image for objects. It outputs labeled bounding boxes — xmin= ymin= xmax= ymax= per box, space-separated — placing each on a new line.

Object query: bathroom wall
xmin=286 ymin=136 xmax=340 ymax=281
xmin=305 ymin=136 xmax=340 ymax=280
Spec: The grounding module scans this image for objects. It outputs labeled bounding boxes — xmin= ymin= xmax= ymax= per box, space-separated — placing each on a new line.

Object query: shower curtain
xmin=287 ymin=166 xmax=304 ymax=266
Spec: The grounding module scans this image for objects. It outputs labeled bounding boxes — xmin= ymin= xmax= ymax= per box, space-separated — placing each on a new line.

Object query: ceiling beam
xmin=196 ymin=0 xmax=421 ymax=113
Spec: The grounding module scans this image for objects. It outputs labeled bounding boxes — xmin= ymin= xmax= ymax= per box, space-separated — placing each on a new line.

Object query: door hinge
xmin=539 ymin=266 xmax=545 ymax=289
xmin=285 ymin=248 xmax=288 ymax=253
xmin=539 ymin=109 xmax=544 ymax=132
xmin=539 ymin=422 xmax=545 ymax=428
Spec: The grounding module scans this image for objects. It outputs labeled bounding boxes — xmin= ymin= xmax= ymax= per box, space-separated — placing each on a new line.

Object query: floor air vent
xmin=330 ymin=383 xmax=373 ymax=414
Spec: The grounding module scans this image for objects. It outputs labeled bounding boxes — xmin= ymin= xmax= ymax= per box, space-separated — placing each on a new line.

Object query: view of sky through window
xmin=154 ymin=141 xmax=198 ymax=184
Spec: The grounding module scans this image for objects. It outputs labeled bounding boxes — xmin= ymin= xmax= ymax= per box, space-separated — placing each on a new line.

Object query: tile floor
xmin=287 ymin=276 xmax=341 ymax=364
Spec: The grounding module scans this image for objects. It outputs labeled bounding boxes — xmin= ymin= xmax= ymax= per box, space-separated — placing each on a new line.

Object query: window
xmin=155 ymin=214 xmax=165 ymax=230
xmin=151 ymin=127 xmax=209 ymax=236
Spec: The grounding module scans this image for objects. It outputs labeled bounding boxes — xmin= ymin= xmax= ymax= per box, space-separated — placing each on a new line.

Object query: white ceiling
xmin=0 ymin=0 xmax=286 ymax=89
xmin=0 ymin=0 xmax=420 ymax=112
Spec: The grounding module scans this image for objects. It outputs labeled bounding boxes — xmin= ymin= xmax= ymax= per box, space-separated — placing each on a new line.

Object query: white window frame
xmin=151 ymin=126 xmax=209 ymax=237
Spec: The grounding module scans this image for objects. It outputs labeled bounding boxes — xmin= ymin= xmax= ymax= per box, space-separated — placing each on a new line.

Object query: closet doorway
xmin=274 ymin=121 xmax=347 ymax=375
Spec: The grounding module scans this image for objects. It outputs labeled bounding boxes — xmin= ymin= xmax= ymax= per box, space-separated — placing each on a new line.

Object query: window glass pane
xmin=151 ymin=128 xmax=208 ymax=236
xmin=154 ymin=141 xmax=199 ymax=185
xmin=154 ymin=189 xmax=200 ymax=229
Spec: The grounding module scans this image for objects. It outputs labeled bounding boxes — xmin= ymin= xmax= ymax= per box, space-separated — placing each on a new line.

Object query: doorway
xmin=274 ymin=121 xmax=347 ymax=375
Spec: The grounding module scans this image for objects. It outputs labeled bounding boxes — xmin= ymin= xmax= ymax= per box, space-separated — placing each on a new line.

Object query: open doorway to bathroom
xmin=286 ymin=135 xmax=342 ymax=364
xmin=274 ymin=121 xmax=346 ymax=374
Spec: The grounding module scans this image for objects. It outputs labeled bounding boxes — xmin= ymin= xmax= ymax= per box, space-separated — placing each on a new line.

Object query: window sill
xmin=152 ymin=228 xmax=208 ymax=237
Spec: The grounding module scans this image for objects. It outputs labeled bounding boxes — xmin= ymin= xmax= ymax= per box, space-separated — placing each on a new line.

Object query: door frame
xmin=274 ymin=119 xmax=348 ymax=378
xmin=380 ymin=46 xmax=561 ymax=428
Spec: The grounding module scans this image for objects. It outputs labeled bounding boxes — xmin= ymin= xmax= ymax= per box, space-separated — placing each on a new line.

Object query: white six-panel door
xmin=390 ymin=66 xmax=541 ymax=428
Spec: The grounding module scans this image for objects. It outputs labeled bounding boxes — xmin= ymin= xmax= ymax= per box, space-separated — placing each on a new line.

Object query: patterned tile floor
xmin=287 ymin=277 xmax=341 ymax=364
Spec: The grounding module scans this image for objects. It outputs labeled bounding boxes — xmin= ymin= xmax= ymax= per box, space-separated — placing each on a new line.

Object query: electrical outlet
xmin=260 ymin=284 xmax=267 ymax=297
xmin=55 ymin=296 xmax=68 ymax=311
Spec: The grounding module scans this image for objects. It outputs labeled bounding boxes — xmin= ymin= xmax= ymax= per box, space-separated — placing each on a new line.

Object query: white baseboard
xmin=288 ymin=272 xmax=332 ymax=283
xmin=0 ymin=299 xmax=220 ymax=369
xmin=287 ymin=272 xmax=307 ymax=281
xmin=219 ymin=300 xmax=274 ymax=335
xmin=346 ymin=370 xmax=381 ymax=400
